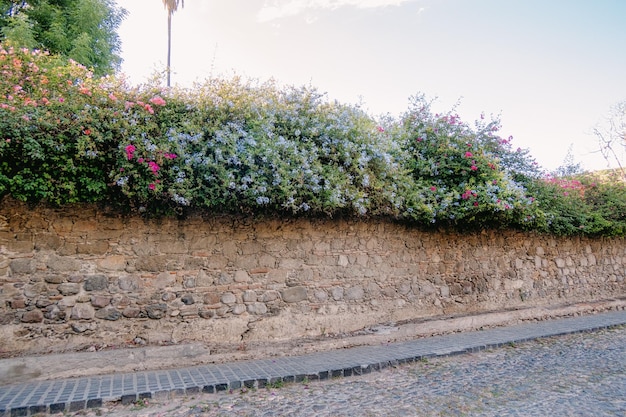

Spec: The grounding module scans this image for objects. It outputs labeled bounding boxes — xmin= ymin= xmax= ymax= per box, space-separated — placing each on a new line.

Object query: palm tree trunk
xmin=166 ymin=12 xmax=172 ymax=87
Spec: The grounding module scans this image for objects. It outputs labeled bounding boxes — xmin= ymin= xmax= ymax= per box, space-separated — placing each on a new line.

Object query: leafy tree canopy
xmin=0 ymin=0 xmax=126 ymax=76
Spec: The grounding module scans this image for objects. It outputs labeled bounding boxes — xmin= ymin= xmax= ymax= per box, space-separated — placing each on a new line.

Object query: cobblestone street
xmin=65 ymin=325 xmax=625 ymax=417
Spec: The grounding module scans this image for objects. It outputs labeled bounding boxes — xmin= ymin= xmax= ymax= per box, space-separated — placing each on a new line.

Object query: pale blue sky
xmin=118 ymin=0 xmax=626 ymax=172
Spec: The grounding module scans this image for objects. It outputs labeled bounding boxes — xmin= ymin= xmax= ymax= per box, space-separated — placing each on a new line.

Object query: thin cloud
xmin=258 ymin=0 xmax=417 ymax=23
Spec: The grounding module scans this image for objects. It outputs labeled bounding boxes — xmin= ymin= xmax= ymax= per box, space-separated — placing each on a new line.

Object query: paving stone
xmin=0 ymin=311 xmax=624 ymax=417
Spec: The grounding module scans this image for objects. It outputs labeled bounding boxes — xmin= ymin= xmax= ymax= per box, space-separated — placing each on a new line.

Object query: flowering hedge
xmin=1 ymin=45 xmax=625 ymax=236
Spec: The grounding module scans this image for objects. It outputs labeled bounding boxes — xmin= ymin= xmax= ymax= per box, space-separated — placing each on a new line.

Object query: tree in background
xmin=0 ymin=0 xmax=126 ymax=76
xmin=594 ymin=101 xmax=626 ymax=179
xmin=161 ymin=0 xmax=184 ymax=87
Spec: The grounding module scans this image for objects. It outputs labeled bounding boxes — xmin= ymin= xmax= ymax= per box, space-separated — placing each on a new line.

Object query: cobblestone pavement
xmin=61 ymin=325 xmax=625 ymax=417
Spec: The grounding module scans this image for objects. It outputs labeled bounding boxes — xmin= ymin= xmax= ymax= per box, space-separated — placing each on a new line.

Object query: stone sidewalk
xmin=1 ymin=310 xmax=625 ymax=417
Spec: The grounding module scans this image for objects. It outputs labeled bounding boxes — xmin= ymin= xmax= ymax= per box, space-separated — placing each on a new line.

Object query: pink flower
xmin=148 ymin=161 xmax=160 ymax=174
xmin=58 ymin=97 xmax=65 ymax=103
xmin=430 ymin=186 xmax=437 ymax=192
xmin=149 ymin=183 xmax=156 ymax=190
xmin=83 ymin=129 xmax=91 ymax=135
xmin=464 ymin=152 xmax=473 ymax=158
xmin=164 ymin=153 xmax=177 ymax=160
xmin=473 ymin=201 xmax=479 ymax=207
xmin=108 ymin=93 xmax=117 ymax=101
xmin=470 ymin=165 xmax=478 ymax=171
xmin=376 ymin=126 xmax=384 ymax=133
xmin=125 ymin=101 xmax=134 ymax=110
xmin=144 ymin=104 xmax=154 ymax=114
xmin=138 ymin=158 xmax=145 ymax=163
xmin=149 ymin=96 xmax=166 ymax=106
xmin=125 ymin=144 xmax=136 ymax=160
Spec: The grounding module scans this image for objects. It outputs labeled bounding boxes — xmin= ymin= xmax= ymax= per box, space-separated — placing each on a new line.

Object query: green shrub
xmin=0 ymin=45 xmax=624 ymax=236
xmin=392 ymin=94 xmax=543 ymax=230
xmin=526 ymin=172 xmax=626 ymax=236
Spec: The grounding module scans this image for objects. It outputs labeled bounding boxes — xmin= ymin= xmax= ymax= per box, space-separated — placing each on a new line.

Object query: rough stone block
xmin=9 ymin=258 xmax=36 ymax=274
xmin=47 ymin=255 xmax=81 ymax=272
xmin=188 ymin=235 xmax=217 ymax=250
xmin=154 ymin=272 xmax=177 ymax=289
xmin=261 ymin=290 xmax=280 ymax=302
xmin=338 ymin=255 xmax=349 ymax=267
xmin=231 ymin=304 xmax=246 ymax=315
xmin=10 ymin=298 xmax=26 ymax=309
xmin=76 ymin=241 xmax=109 ymax=255
xmin=281 ymin=286 xmax=307 ymax=303
xmin=203 ymin=292 xmax=220 ymax=305
xmin=279 ymin=258 xmax=303 ymax=269
xmin=234 ymin=270 xmax=250 ymax=283
xmin=122 ymin=307 xmax=141 ymax=318
xmin=97 ymin=255 xmax=127 ymax=271
xmin=58 ymin=283 xmax=80 ymax=295
xmin=135 ymin=255 xmax=168 ymax=272
xmin=241 ymin=242 xmax=262 ymax=255
xmin=84 ymin=275 xmax=109 ymax=291
xmin=345 ymin=286 xmax=365 ymax=301
xmin=71 ymin=303 xmax=95 ymax=320
xmin=91 ymin=295 xmax=111 ymax=308
xmin=247 ymin=302 xmax=268 ymax=315
xmin=440 ymin=285 xmax=450 ymax=298
xmin=161 ymin=240 xmax=187 ymax=255
xmin=0 ymin=312 xmax=15 ymax=324
xmin=206 ymin=255 xmax=229 ymax=269
xmin=181 ymin=294 xmax=195 ymax=305
xmin=314 ymin=289 xmax=328 ymax=301
xmin=199 ymin=309 xmax=215 ymax=319
xmin=243 ymin=290 xmax=257 ymax=303
xmin=35 ymin=298 xmax=53 ymax=308
xmin=233 ymin=256 xmax=258 ymax=269
xmin=146 ymin=303 xmax=167 ymax=319
xmin=221 ymin=292 xmax=237 ymax=305
xmin=44 ymin=275 xmax=65 ymax=284
xmin=267 ymin=269 xmax=288 ymax=283
xmin=331 ymin=287 xmax=344 ymax=301
xmin=258 ymin=255 xmax=277 ymax=268
xmin=33 ymin=233 xmax=63 ymax=250
xmin=58 ymin=296 xmax=77 ymax=308
xmin=217 ymin=273 xmax=233 ymax=285
xmin=5 ymin=234 xmax=34 ymax=252
xmin=23 ymin=283 xmax=47 ymax=298
xmin=67 ymin=274 xmax=85 ymax=283
xmin=44 ymin=304 xmax=64 ymax=320
xmin=95 ymin=307 xmax=121 ymax=321
xmin=118 ymin=275 xmax=141 ymax=291
xmin=21 ymin=309 xmax=43 ymax=323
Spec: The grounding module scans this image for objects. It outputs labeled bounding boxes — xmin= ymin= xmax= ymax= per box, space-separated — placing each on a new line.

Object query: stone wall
xmin=1 ymin=197 xmax=625 ymax=357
